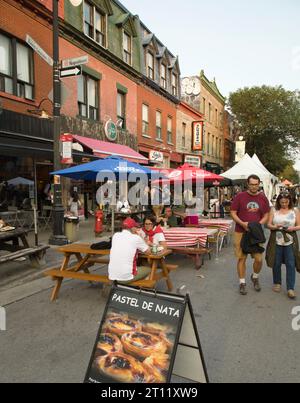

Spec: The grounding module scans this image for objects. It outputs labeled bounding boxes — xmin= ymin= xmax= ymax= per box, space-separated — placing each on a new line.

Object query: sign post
xmin=84 ymin=284 xmax=209 ymax=384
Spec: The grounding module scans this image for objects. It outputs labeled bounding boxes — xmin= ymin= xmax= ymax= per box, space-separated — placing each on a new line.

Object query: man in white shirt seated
xmin=108 ymin=218 xmax=151 ymax=283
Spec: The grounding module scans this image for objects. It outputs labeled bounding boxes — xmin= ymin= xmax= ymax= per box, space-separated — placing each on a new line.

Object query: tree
xmin=228 ymin=86 xmax=300 ymax=175
xmin=279 ymin=162 xmax=299 ymax=184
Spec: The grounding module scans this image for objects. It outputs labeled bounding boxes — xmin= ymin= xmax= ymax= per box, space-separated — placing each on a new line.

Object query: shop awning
xmin=73 ymin=135 xmax=148 ymax=164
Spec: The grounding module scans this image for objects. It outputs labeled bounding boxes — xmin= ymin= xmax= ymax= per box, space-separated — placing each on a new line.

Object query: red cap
xmin=122 ymin=218 xmax=141 ymax=229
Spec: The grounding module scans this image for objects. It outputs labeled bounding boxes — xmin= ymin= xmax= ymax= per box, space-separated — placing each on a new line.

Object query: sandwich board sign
xmin=84 ymin=284 xmax=209 ymax=384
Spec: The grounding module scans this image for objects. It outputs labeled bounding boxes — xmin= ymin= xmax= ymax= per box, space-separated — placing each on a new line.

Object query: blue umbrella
xmin=51 ymin=156 xmax=159 ymax=180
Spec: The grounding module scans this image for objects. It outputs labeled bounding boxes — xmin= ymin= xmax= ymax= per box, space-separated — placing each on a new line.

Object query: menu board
xmin=84 ymin=284 xmax=209 ymax=384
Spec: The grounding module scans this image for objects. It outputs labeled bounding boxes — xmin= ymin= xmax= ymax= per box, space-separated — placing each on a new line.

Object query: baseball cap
xmin=122 ymin=218 xmax=141 ymax=229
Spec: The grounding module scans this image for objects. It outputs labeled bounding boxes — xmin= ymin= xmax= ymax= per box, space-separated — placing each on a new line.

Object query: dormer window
xmin=172 ymin=73 xmax=178 ymax=96
xmin=160 ymin=63 xmax=167 ymax=89
xmin=123 ymin=31 xmax=132 ymax=65
xmin=84 ymin=1 xmax=107 ymax=48
xmin=147 ymin=52 xmax=154 ymax=80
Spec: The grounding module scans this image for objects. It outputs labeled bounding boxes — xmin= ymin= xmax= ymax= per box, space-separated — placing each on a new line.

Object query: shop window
xmin=0 ymin=33 xmax=34 ymax=100
xmin=78 ymin=74 xmax=99 ymax=120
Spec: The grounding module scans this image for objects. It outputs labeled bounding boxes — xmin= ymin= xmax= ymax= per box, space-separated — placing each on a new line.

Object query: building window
xmin=209 ymin=103 xmax=212 ymax=123
xmin=172 ymin=73 xmax=177 ymax=96
xmin=0 ymin=33 xmax=34 ymax=100
xmin=84 ymin=1 xmax=107 ymax=47
xmin=156 ymin=111 xmax=162 ymax=140
xmin=142 ymin=104 xmax=149 ymax=135
xmin=215 ymin=108 xmax=218 ymax=127
xmin=212 ymin=135 xmax=215 ymax=156
xmin=202 ymin=97 xmax=206 ymax=115
xmin=207 ymin=133 xmax=211 ymax=155
xmin=219 ymin=139 xmax=222 ymax=158
xmin=117 ymin=91 xmax=126 ymax=129
xmin=182 ymin=122 xmax=186 ymax=149
xmin=147 ymin=52 xmax=154 ymax=80
xmin=160 ymin=64 xmax=167 ymax=89
xmin=167 ymin=117 xmax=172 ymax=144
xmin=77 ymin=74 xmax=99 ymax=120
xmin=123 ymin=31 xmax=132 ymax=65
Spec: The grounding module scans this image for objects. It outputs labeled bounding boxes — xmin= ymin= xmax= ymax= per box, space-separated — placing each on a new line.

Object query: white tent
xmin=221 ymin=154 xmax=274 ymax=201
xmin=252 ymin=154 xmax=278 ymax=200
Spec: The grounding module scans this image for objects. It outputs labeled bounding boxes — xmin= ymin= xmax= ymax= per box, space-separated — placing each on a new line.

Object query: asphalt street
xmin=0 ymin=244 xmax=299 ymax=383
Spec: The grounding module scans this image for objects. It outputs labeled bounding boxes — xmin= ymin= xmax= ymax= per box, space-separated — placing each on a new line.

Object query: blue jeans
xmin=272 ymin=245 xmax=296 ymax=291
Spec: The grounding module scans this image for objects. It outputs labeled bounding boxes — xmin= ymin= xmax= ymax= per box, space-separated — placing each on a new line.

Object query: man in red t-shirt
xmin=231 ymin=175 xmax=270 ymax=295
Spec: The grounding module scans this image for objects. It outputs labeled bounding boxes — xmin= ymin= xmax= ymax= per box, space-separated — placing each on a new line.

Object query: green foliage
xmin=279 ymin=162 xmax=299 ymax=184
xmin=228 ymin=86 xmax=300 ymax=175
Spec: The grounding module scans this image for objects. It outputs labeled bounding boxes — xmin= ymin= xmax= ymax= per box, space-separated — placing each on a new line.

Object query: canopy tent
xmin=153 ymin=164 xmax=225 ymax=184
xmin=221 ymin=154 xmax=275 ymax=200
xmin=251 ymin=154 xmax=278 ymax=200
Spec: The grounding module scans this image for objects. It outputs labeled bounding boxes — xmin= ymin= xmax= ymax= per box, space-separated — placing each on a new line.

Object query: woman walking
xmin=266 ymin=193 xmax=300 ymax=299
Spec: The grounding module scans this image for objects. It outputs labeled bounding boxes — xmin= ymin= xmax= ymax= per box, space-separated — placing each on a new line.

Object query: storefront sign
xmin=192 ymin=121 xmax=204 ymax=151
xmin=60 ymin=133 xmax=73 ymax=164
xmin=150 ymin=150 xmax=164 ymax=163
xmin=105 ymin=120 xmax=117 ymax=142
xmin=84 ymin=284 xmax=209 ymax=384
xmin=185 ymin=155 xmax=201 ymax=168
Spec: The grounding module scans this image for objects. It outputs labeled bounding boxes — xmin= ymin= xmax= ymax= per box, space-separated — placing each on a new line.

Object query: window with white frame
xmin=156 ymin=111 xmax=162 ymax=140
xmin=117 ymin=91 xmax=126 ymax=129
xmin=172 ymin=73 xmax=177 ymax=96
xmin=167 ymin=116 xmax=172 ymax=143
xmin=0 ymin=33 xmax=34 ymax=100
xmin=77 ymin=74 xmax=99 ymax=120
xmin=123 ymin=31 xmax=132 ymax=65
xmin=84 ymin=1 xmax=107 ymax=47
xmin=147 ymin=52 xmax=154 ymax=80
xmin=160 ymin=63 xmax=167 ymax=89
xmin=142 ymin=104 xmax=149 ymax=135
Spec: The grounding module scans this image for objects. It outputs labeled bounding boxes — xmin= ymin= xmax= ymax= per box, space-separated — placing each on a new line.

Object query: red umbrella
xmin=160 ymin=164 xmax=223 ymax=183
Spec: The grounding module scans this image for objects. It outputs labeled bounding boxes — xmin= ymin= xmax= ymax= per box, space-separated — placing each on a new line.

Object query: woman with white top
xmin=267 ymin=193 xmax=300 ymax=299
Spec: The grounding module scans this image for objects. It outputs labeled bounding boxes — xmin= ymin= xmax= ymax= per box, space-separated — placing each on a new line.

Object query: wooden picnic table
xmin=0 ymin=228 xmax=48 ymax=267
xmin=44 ymin=244 xmax=176 ymax=302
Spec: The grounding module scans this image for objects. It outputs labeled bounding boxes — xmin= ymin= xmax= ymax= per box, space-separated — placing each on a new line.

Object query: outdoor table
xmin=163 ymin=227 xmax=218 ymax=269
xmin=45 ymin=244 xmax=175 ymax=302
xmin=0 ymin=228 xmax=48 ymax=267
xmin=198 ymin=219 xmax=234 ymax=232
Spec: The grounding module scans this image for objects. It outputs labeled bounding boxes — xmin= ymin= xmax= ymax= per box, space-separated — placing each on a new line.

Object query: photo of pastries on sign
xmin=92 ymin=310 xmax=176 ymax=383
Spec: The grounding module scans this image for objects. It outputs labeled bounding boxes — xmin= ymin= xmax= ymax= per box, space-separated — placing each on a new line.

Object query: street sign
xmin=60 ymin=65 xmax=82 ymax=78
xmin=62 ymin=55 xmax=89 ymax=68
xmin=26 ymin=35 xmax=53 ymax=66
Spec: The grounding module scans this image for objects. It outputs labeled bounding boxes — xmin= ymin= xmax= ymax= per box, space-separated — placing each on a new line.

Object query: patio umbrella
xmin=51 ymin=156 xmax=158 ymax=180
xmin=7 ymin=177 xmax=34 ymax=186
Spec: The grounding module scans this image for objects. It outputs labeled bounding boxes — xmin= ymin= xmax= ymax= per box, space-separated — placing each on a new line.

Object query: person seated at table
xmin=108 ymin=218 xmax=151 ymax=283
xmin=140 ymin=216 xmax=168 ymax=251
xmin=157 ymin=206 xmax=182 ymax=228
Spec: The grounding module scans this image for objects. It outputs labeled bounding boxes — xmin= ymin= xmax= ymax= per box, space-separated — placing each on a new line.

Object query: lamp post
xmin=49 ymin=0 xmax=82 ymax=245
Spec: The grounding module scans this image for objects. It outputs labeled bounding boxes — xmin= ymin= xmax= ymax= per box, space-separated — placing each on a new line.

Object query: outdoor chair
xmin=38 ymin=206 xmax=53 ymax=231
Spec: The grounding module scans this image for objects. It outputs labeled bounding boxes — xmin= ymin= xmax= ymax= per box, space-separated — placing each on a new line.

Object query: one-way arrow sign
xmin=60 ymin=65 xmax=82 ymax=78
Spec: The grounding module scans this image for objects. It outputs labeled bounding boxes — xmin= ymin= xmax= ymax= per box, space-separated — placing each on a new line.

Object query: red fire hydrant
xmin=94 ymin=209 xmax=104 ymax=235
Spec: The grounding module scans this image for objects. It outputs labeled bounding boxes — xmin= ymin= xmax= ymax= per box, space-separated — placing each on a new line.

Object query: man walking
xmin=231 ymin=175 xmax=270 ymax=295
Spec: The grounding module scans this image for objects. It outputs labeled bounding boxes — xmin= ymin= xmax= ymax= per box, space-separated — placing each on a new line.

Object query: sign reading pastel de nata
xmin=150 ymin=150 xmax=164 ymax=163
xmin=84 ymin=284 xmax=209 ymax=384
xmin=192 ymin=121 xmax=204 ymax=151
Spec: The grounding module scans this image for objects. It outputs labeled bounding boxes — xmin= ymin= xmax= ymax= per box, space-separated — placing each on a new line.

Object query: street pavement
xmin=0 ymin=234 xmax=300 ymax=383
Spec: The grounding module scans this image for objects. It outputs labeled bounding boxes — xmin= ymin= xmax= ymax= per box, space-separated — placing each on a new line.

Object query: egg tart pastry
xmin=143 ymin=353 xmax=170 ymax=372
xmin=95 ymin=352 xmax=152 ymax=383
xmin=104 ymin=316 xmax=142 ymax=336
xmin=142 ymin=322 xmax=171 ymax=336
xmin=121 ymin=332 xmax=167 ymax=359
xmin=96 ymin=333 xmax=123 ymax=356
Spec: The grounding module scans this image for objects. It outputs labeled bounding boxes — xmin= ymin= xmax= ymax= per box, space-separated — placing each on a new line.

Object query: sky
xmin=122 ymin=0 xmax=300 ymax=170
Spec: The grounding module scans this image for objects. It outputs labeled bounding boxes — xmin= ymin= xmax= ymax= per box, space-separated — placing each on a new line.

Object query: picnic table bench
xmin=0 ymin=228 xmax=49 ymax=268
xmin=44 ymin=244 xmax=176 ymax=302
